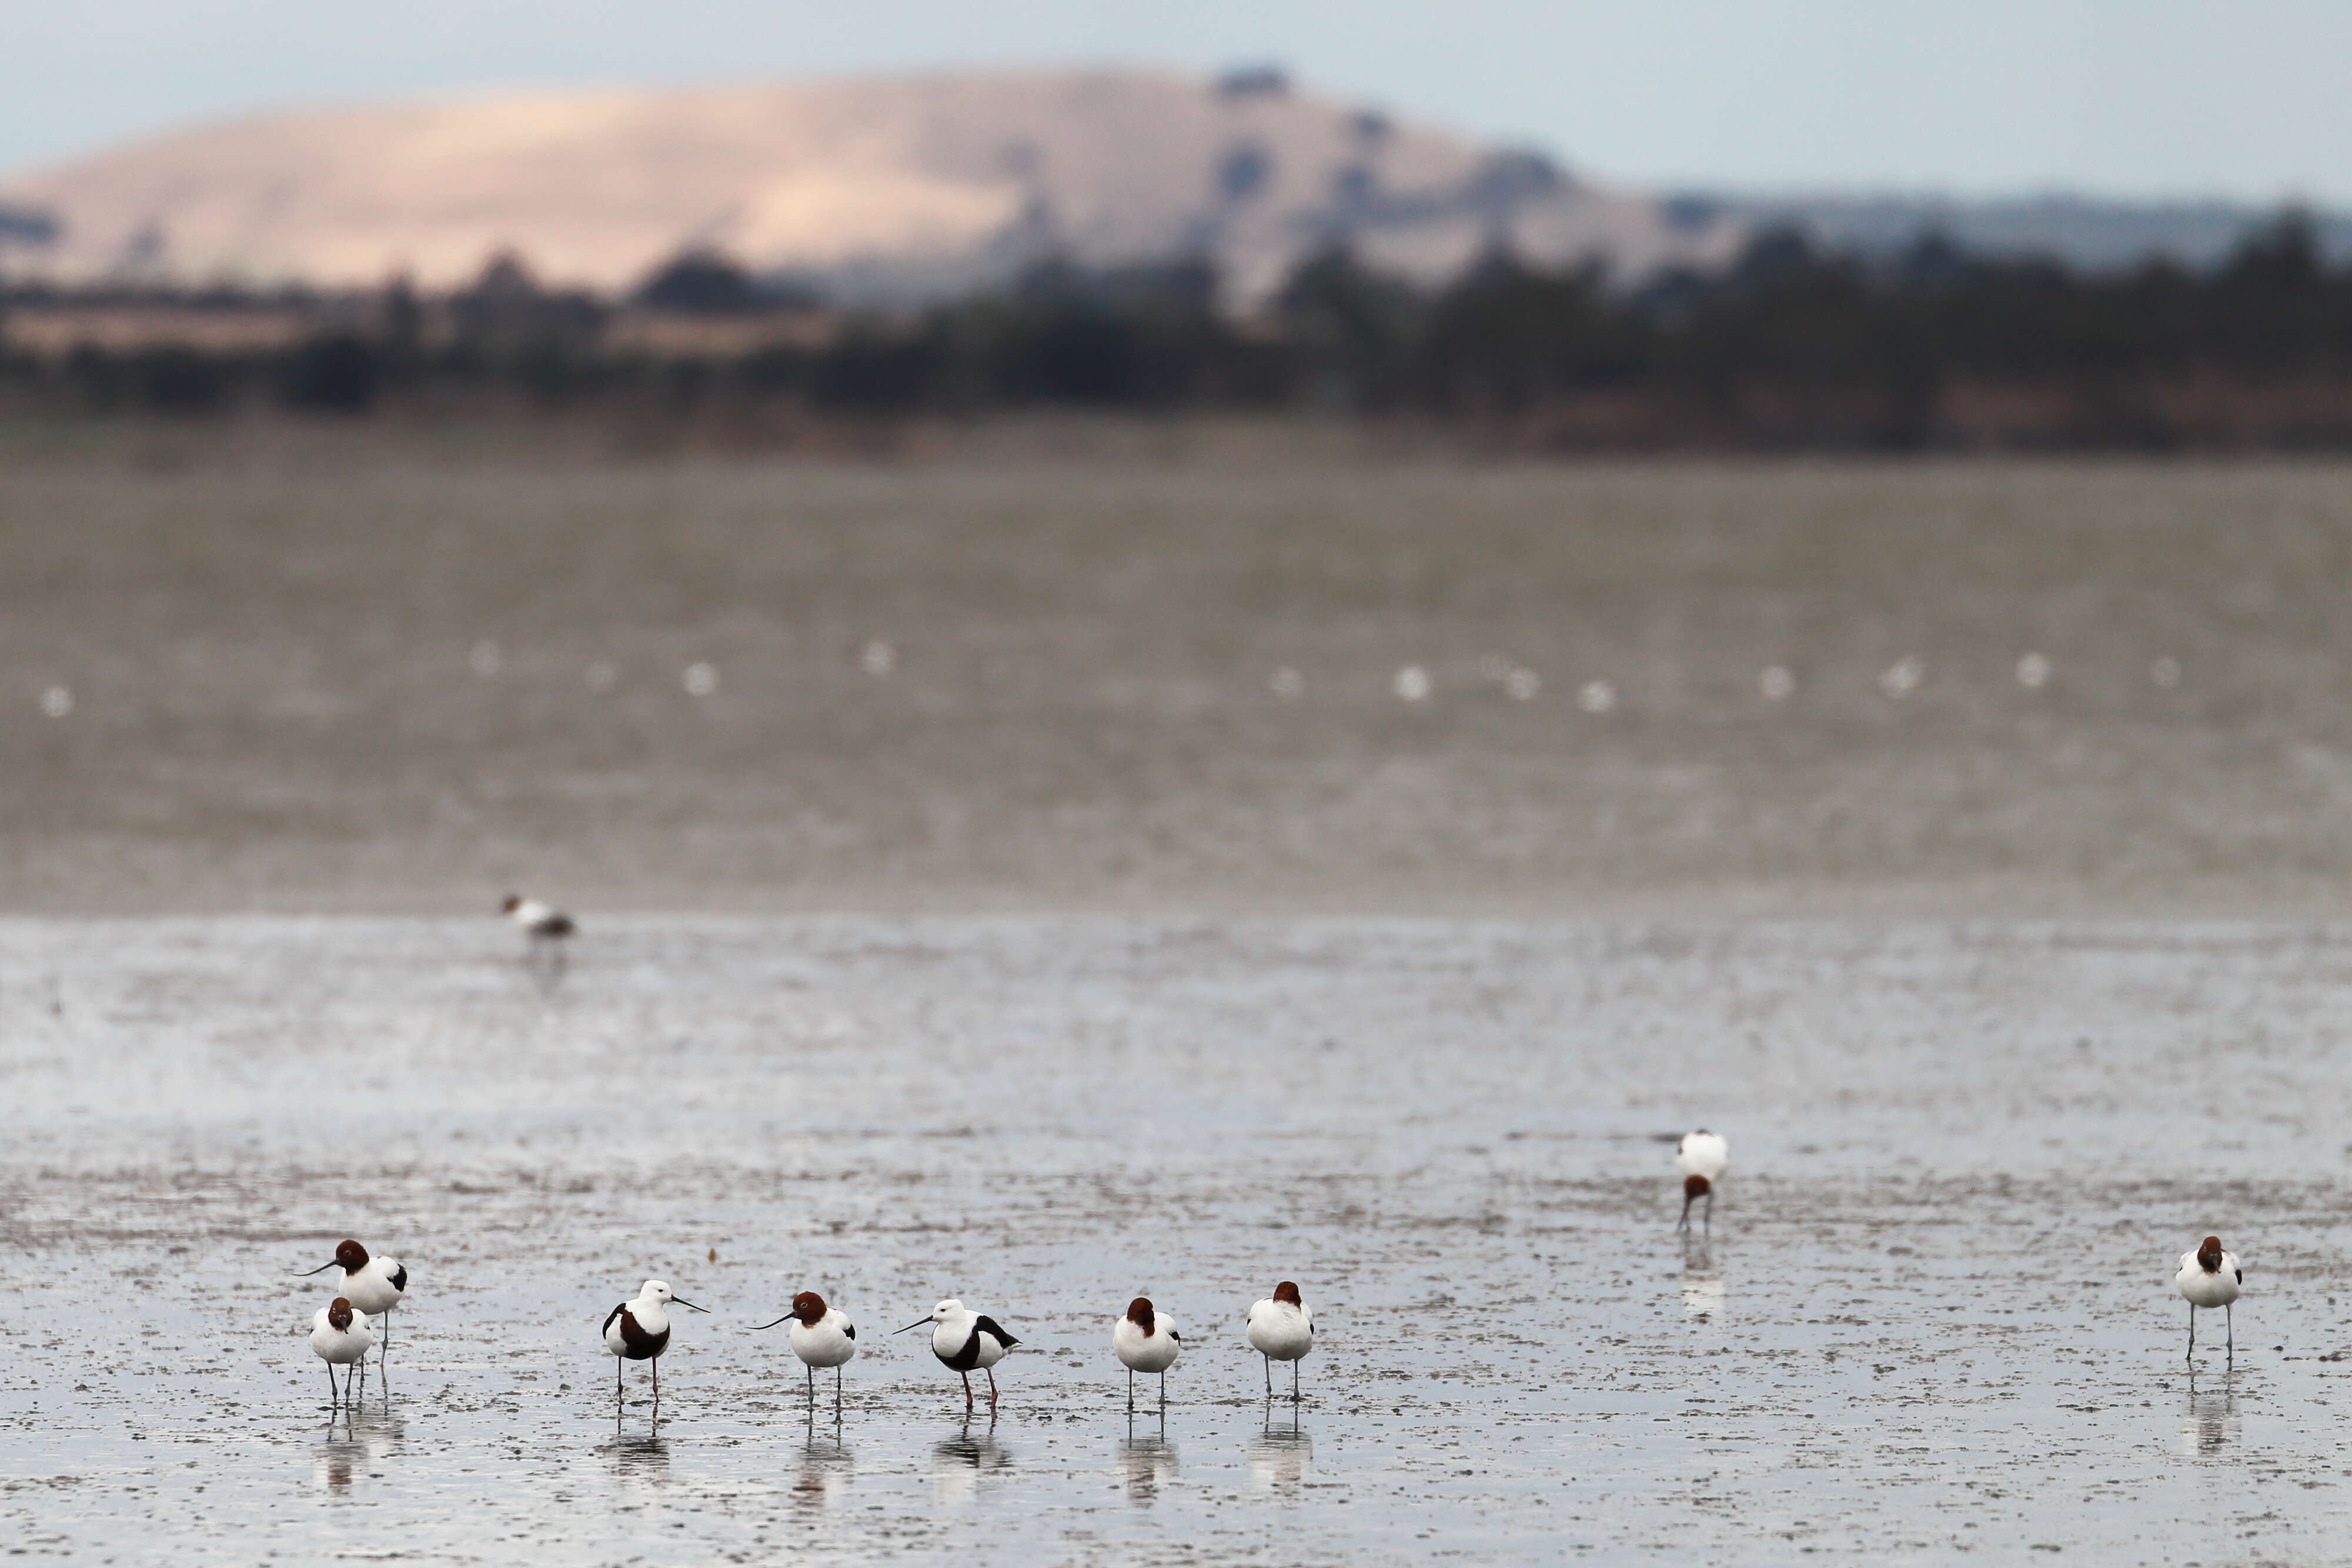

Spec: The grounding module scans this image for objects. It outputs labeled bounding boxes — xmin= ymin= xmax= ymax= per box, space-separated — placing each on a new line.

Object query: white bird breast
xmin=1114 ymin=1315 xmax=1181 ymax=1373
xmin=2176 ymin=1253 xmax=2242 ymax=1309
xmin=310 ymin=1309 xmax=375 ymax=1365
xmin=793 ymin=1315 xmax=858 ymax=1368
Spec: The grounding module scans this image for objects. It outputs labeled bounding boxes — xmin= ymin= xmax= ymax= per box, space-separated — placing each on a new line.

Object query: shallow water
xmin=5 ymin=916 xmax=2350 ymax=1564
xmin=14 ymin=456 xmax=2352 ymax=917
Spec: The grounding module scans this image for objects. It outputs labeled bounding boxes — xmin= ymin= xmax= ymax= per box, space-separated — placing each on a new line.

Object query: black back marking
xmin=842 ymin=1323 xmax=856 ymax=1341
xmin=613 ymin=1306 xmax=669 ymax=1359
xmin=974 ymin=1315 xmax=1018 ymax=1350
xmin=388 ymin=1265 xmax=408 ymax=1292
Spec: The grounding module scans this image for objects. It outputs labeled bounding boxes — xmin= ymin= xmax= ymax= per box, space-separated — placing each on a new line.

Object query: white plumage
xmin=2175 ymin=1236 xmax=2243 ymax=1361
xmin=309 ymin=1297 xmax=374 ymax=1405
xmin=1113 ymin=1297 xmax=1181 ymax=1409
xmin=896 ymin=1298 xmax=1019 ymax=1410
xmin=755 ymin=1290 xmax=858 ymax=1406
xmin=1675 ymin=1129 xmax=1730 ymax=1231
xmin=1246 ymin=1281 xmax=1314 ymax=1399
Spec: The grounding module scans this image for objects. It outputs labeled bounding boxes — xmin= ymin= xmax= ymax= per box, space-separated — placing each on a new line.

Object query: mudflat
xmin=4 ymin=917 xmax=2342 ymax=1564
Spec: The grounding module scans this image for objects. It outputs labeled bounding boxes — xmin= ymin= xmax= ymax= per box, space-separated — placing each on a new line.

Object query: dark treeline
xmin=5 ymin=215 xmax=2351 ymax=449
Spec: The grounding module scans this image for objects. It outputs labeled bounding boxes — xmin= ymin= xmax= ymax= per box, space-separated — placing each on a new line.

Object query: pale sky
xmin=2 ymin=0 xmax=2340 ymax=202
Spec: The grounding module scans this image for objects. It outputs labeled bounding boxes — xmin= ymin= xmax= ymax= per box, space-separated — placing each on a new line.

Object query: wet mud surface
xmin=5 ymin=917 xmax=2351 ymax=1563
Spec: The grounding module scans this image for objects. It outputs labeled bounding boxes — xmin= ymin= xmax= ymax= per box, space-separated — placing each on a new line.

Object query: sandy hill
xmin=0 ymin=69 xmax=1741 ymax=302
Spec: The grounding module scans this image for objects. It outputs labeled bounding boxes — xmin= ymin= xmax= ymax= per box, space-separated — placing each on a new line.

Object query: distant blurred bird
xmin=1676 ymin=1129 xmax=1730 ymax=1231
xmin=604 ymin=1279 xmax=707 ymax=1413
xmin=1246 ymin=1281 xmax=1314 ymax=1399
xmin=2175 ymin=1235 xmax=2243 ymax=1363
xmin=897 ymin=1299 xmax=1018 ymax=1410
xmin=294 ymin=1239 xmax=407 ymax=1348
xmin=502 ymin=894 xmax=576 ymax=961
xmin=309 ymin=1296 xmax=374 ymax=1406
xmin=1112 ymin=1297 xmax=1181 ymax=1410
xmin=754 ymin=1290 xmax=857 ymax=1407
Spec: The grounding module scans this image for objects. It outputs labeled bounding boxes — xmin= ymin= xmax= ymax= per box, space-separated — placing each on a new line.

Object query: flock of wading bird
xmin=300 ymin=1241 xmax=1314 ymax=1421
xmin=299 ymin=900 xmax=2251 ymax=1424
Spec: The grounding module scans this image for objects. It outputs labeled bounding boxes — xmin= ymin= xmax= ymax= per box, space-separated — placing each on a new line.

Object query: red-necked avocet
xmin=1675 ymin=1130 xmax=1730 ymax=1231
xmin=2176 ymin=1235 xmax=2244 ymax=1363
xmin=309 ymin=1296 xmax=374 ymax=1406
xmin=295 ymin=1239 xmax=407 ymax=1348
xmin=896 ymin=1299 xmax=1018 ymax=1410
xmin=603 ymin=1279 xmax=707 ymax=1412
xmin=1112 ymin=1296 xmax=1181 ymax=1410
xmin=753 ymin=1290 xmax=857 ymax=1407
xmin=1246 ymin=1281 xmax=1314 ymax=1400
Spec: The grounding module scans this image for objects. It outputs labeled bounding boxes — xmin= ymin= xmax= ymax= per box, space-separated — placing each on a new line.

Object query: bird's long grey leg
xmin=2226 ymin=1303 xmax=2234 ymax=1359
xmin=2187 ymin=1302 xmax=2196 ymax=1364
xmin=1264 ymin=1353 xmax=1272 ymax=1396
xmin=1705 ymin=1189 xmax=1715 ymax=1229
xmin=1127 ymin=1366 xmax=1134 ymax=1413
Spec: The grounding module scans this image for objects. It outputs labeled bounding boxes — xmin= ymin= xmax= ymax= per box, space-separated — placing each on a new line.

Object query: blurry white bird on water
xmin=502 ymin=893 xmax=576 ymax=966
xmin=1675 ymin=1130 xmax=1730 ymax=1231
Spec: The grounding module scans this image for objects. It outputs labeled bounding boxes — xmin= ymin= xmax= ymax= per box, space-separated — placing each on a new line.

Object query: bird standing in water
xmin=309 ymin=1297 xmax=375 ymax=1406
xmin=1112 ymin=1297 xmax=1181 ymax=1411
xmin=1675 ymin=1130 xmax=1730 ymax=1231
xmin=603 ymin=1279 xmax=707 ymax=1414
xmin=502 ymin=894 xmax=576 ymax=967
xmin=294 ymin=1239 xmax=407 ymax=1349
xmin=897 ymin=1299 xmax=1018 ymax=1410
xmin=1246 ymin=1281 xmax=1314 ymax=1400
xmin=2175 ymin=1235 xmax=2243 ymax=1363
xmin=754 ymin=1290 xmax=857 ymax=1409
